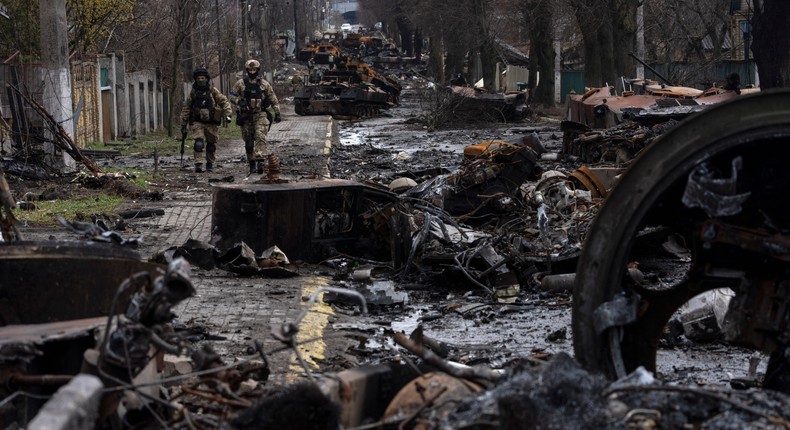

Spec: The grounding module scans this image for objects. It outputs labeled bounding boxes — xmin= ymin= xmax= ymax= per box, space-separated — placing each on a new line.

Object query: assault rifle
xmin=180 ymin=126 xmax=187 ymax=167
xmin=235 ymin=98 xmax=272 ymax=129
xmin=236 ymin=99 xmax=252 ymax=127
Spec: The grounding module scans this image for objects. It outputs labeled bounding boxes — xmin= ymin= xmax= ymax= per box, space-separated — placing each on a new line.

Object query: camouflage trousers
xmin=189 ymin=122 xmax=219 ymax=164
xmin=240 ymin=111 xmax=273 ymax=161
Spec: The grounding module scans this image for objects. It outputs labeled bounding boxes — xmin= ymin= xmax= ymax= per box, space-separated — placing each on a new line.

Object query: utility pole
xmin=241 ymin=0 xmax=249 ymax=66
xmin=39 ymin=0 xmax=75 ymax=171
xmin=635 ymin=3 xmax=645 ymax=79
xmin=215 ymin=0 xmax=224 ymax=93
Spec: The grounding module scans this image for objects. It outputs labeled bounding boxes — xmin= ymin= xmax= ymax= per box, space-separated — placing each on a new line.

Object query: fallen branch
xmin=9 ymin=84 xmax=103 ymax=174
xmin=393 ymin=331 xmax=501 ymax=385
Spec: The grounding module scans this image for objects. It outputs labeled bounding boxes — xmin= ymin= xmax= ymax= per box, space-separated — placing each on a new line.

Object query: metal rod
xmin=8 ymin=373 xmax=73 ymax=387
xmin=628 ymin=52 xmax=674 ymax=86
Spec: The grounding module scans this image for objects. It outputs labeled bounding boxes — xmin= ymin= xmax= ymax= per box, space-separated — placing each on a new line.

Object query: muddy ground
xmin=7 ymin=74 xmax=790 ymax=428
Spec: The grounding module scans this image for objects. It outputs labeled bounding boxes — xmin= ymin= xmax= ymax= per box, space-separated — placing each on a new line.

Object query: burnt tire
xmin=572 ymin=89 xmax=790 ymax=379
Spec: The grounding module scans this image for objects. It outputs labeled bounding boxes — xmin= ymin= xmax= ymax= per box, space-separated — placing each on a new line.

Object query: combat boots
xmin=195 ymin=163 xmax=203 ymax=173
xmin=248 ymin=160 xmax=257 ymax=175
xmin=206 ymin=162 xmax=213 ymax=172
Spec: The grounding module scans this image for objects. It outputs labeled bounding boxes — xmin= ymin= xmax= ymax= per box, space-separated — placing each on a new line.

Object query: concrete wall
xmin=97 ymin=53 xmax=164 ymax=139
xmin=124 ymin=69 xmax=162 ymax=137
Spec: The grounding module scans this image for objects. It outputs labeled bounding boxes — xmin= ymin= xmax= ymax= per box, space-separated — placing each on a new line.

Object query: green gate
xmin=561 ymin=70 xmax=585 ymax=99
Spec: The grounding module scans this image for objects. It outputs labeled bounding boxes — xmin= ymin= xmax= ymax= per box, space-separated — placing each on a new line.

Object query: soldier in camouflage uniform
xmin=230 ymin=59 xmax=282 ymax=178
xmin=180 ymin=68 xmax=232 ymax=173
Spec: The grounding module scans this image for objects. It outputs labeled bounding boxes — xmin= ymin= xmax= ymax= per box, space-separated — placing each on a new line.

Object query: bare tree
xmin=159 ymin=0 xmax=200 ymax=136
xmin=67 ymin=0 xmax=138 ymax=54
xmin=567 ymin=0 xmax=639 ymax=88
xmin=522 ymin=0 xmax=555 ymax=106
xmin=643 ymin=0 xmax=733 ymax=86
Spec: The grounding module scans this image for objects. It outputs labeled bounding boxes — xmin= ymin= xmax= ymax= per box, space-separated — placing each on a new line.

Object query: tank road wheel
xmin=351 ymin=105 xmax=362 ymax=118
xmin=573 ymin=89 xmax=790 ymax=382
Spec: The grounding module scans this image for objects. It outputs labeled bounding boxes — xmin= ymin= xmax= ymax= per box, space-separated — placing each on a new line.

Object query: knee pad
xmin=193 ymin=138 xmax=205 ymax=152
xmin=244 ymin=139 xmax=254 ymax=153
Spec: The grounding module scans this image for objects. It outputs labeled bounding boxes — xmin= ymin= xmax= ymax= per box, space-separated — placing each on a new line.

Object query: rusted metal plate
xmin=569 ymin=166 xmax=608 ymax=198
xmin=382 ymin=372 xmax=484 ymax=425
xmin=0 ymin=317 xmax=107 ymax=346
xmin=211 ymin=179 xmax=399 ymax=263
xmin=0 ymin=241 xmax=164 ymax=325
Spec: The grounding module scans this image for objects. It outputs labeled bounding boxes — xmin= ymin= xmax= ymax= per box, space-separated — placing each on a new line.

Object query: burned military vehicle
xmin=294 ymin=56 xmax=401 ymax=118
xmin=573 ymin=89 xmax=790 ymax=392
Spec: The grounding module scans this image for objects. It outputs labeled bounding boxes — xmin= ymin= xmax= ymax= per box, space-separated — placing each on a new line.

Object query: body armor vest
xmin=190 ymin=87 xmax=216 ymax=123
xmin=243 ymin=76 xmax=271 ymax=111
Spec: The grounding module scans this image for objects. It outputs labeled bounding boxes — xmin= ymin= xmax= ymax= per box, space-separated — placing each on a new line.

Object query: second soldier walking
xmin=231 ymin=59 xmax=282 ymax=180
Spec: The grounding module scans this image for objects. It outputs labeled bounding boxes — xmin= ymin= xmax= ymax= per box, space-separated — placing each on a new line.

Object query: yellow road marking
xmin=288 ymin=276 xmax=334 ymax=381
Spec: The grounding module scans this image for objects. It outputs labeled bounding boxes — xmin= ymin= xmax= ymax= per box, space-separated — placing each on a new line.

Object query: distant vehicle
xmin=341 ymin=23 xmax=352 ymax=32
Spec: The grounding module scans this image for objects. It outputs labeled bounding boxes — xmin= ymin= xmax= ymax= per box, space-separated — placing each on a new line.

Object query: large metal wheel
xmin=573 ymin=89 xmax=790 ymax=380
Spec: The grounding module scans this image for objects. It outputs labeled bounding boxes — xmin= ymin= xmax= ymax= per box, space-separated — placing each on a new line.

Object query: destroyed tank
xmin=294 ymin=56 xmax=401 ymax=118
xmin=572 ymin=89 xmax=790 ymax=391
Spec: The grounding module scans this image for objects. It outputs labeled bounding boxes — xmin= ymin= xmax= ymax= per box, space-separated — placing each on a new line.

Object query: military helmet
xmin=193 ymin=67 xmax=210 ymax=80
xmin=245 ymin=59 xmax=260 ymax=69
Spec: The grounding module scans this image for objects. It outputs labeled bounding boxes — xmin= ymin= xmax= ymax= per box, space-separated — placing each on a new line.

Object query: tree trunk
xmin=396 ymin=16 xmax=413 ymax=56
xmin=445 ymin=33 xmax=467 ymax=84
xmin=544 ymin=0 xmax=635 ymax=90
xmin=595 ymin=11 xmax=617 ymax=89
xmin=429 ymin=34 xmax=445 ymax=83
xmin=752 ymin=0 xmax=790 ymax=88
xmin=479 ymin=40 xmax=498 ymax=91
xmin=529 ymin=0 xmax=555 ymax=106
xmin=470 ymin=0 xmax=497 ymax=90
xmin=414 ymin=28 xmax=423 ymax=62
xmin=610 ymin=0 xmax=638 ymax=81
xmin=573 ymin=1 xmax=603 ymax=88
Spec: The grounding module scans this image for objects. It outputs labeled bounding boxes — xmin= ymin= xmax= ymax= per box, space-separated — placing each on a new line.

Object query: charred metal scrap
xmin=152 ymin=238 xmax=299 ymax=278
xmin=101 ymin=259 xmax=195 ymax=371
xmin=206 ymin=137 xmax=607 ymax=297
xmin=386 ymin=134 xmax=605 ymax=294
xmin=310 ymin=340 xmax=790 ymax=429
xmin=561 ymin=118 xmax=679 ymax=164
xmin=562 ymin=77 xmax=760 ymax=164
xmin=211 ymin=180 xmax=406 ymax=266
xmin=57 ymin=214 xmax=142 ymax=248
xmin=0 ymin=257 xmax=191 ymax=427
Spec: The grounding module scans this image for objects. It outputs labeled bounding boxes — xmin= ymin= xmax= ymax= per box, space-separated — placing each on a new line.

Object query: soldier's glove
xmin=181 ymin=124 xmax=188 ymax=135
xmin=238 ymin=99 xmax=248 ymax=112
xmin=274 ymin=113 xmax=282 ymax=123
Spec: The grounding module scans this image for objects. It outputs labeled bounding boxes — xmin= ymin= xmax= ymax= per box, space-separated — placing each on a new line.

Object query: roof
xmin=496 ymin=40 xmax=530 ymax=67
